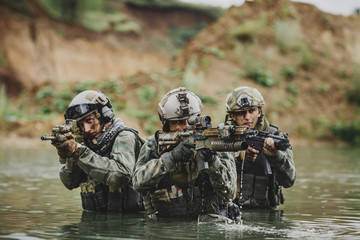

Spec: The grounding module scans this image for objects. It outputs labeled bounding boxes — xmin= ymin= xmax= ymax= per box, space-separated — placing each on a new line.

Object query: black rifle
xmin=41 ymin=119 xmax=83 ymax=163
xmin=244 ymin=130 xmax=291 ymax=175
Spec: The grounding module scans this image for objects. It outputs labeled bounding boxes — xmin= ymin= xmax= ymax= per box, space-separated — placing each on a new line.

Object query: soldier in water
xmin=52 ymin=90 xmax=144 ymax=212
xmin=133 ymin=87 xmax=239 ymax=220
xmin=225 ymin=86 xmax=296 ymax=210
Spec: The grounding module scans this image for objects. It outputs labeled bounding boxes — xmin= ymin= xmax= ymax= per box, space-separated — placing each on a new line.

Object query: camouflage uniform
xmin=133 ymin=134 xmax=237 ymax=218
xmin=56 ymin=90 xmax=144 ymax=212
xmin=60 ymin=118 xmax=144 ymax=212
xmin=225 ymin=86 xmax=296 ymax=209
xmin=132 ymin=87 xmax=238 ymax=219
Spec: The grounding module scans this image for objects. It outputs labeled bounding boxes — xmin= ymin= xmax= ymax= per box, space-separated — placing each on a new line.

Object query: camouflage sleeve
xmin=133 ymin=136 xmax=174 ymax=193
xmin=74 ymin=130 xmax=141 ymax=188
xmin=206 ymin=152 xmax=237 ymax=201
xmin=59 ymin=158 xmax=87 ymax=190
xmin=267 ymin=148 xmax=296 ymax=188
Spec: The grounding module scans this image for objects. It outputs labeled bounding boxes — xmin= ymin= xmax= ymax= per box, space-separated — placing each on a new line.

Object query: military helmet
xmin=225 ymin=86 xmax=265 ymax=113
xmin=158 ymin=87 xmax=203 ymax=124
xmin=64 ymin=90 xmax=114 ymax=123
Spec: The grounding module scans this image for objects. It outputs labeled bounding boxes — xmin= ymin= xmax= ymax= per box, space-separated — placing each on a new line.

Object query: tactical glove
xmin=170 ymin=142 xmax=195 ymax=163
xmin=55 ymin=139 xmax=79 ymax=159
xmin=263 ymin=137 xmax=279 ymax=157
xmin=196 ymin=148 xmax=216 ymax=164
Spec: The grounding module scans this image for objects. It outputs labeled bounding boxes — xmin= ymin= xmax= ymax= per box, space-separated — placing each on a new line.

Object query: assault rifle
xmin=244 ymin=130 xmax=291 ymax=175
xmin=157 ymin=115 xmax=249 ymax=171
xmin=158 ymin=115 xmax=291 ymax=174
xmin=41 ymin=119 xmax=83 ymax=163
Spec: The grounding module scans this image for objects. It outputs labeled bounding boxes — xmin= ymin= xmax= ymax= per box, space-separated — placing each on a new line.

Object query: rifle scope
xmin=187 ymin=115 xmax=212 ymax=128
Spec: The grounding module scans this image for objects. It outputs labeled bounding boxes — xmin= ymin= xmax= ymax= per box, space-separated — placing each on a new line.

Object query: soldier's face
xmin=231 ymin=107 xmax=261 ymax=129
xmin=78 ymin=113 xmax=102 ymax=139
xmin=169 ymin=119 xmax=187 ymax=132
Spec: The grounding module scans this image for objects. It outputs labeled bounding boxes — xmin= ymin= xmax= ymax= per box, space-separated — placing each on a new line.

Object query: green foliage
xmin=230 ymin=14 xmax=267 ymax=43
xmin=0 ymin=0 xmax=33 ymax=16
xmin=35 ymin=86 xmax=56 ymax=102
xmin=37 ymin=0 xmax=141 ymax=33
xmin=0 ymin=85 xmax=8 ymax=123
xmin=39 ymin=105 xmax=52 ymax=114
xmin=281 ymin=66 xmax=296 ymax=79
xmin=311 ymin=117 xmax=330 ymax=139
xmin=100 ymin=78 xmax=123 ymax=94
xmin=170 ymin=23 xmax=207 ymax=48
xmin=286 ymin=82 xmax=299 ymax=96
xmin=75 ymin=81 xmax=97 ymax=93
xmin=182 ymin=57 xmax=204 ymax=92
xmin=347 ymin=66 xmax=360 ymax=105
xmin=37 ymin=0 xmax=77 ymax=22
xmin=243 ymin=63 xmax=274 ymax=87
xmin=124 ymin=0 xmax=223 ymax=19
xmin=317 ymin=83 xmax=329 ymax=93
xmin=274 ymin=20 xmax=302 ymax=54
xmin=136 ymin=85 xmax=156 ymax=108
xmin=296 ymin=44 xmax=313 ymax=69
xmin=199 ymin=95 xmax=218 ymax=106
xmin=114 ymin=20 xmax=142 ymax=34
xmin=202 ymin=46 xmax=225 ymax=59
xmin=280 ymin=5 xmax=293 ymax=17
xmin=331 ymin=118 xmax=360 ymax=144
xmin=161 ymin=69 xmax=182 ymax=79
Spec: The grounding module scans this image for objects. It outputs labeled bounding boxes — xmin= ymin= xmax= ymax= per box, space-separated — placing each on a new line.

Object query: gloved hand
xmin=55 ymin=139 xmax=79 ymax=159
xmin=237 ymin=146 xmax=259 ymax=162
xmin=263 ymin=137 xmax=279 ymax=157
xmin=170 ymin=142 xmax=195 ymax=163
xmin=196 ymin=148 xmax=216 ymax=164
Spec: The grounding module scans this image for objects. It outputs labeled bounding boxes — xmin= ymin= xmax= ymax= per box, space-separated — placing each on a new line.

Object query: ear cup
xmin=101 ymin=106 xmax=115 ymax=122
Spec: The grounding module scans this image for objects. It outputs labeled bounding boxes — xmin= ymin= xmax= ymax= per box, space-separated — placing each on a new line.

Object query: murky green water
xmin=0 ymin=145 xmax=359 ymax=239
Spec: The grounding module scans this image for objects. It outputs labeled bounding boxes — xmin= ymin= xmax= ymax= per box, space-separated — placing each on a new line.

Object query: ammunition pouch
xmin=80 ymin=181 xmax=141 ymax=212
xmin=80 ymin=181 xmax=108 ymax=212
xmin=235 ymin=174 xmax=271 ymax=209
xmin=143 ymin=185 xmax=218 ymax=218
xmin=107 ymin=186 xmax=123 ymax=212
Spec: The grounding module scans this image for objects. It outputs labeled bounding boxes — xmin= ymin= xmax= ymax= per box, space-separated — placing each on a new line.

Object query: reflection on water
xmin=0 ymin=146 xmax=360 ymax=239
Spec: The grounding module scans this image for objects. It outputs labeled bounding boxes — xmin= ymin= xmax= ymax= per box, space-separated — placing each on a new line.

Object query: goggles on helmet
xmin=64 ymin=103 xmax=101 ymax=120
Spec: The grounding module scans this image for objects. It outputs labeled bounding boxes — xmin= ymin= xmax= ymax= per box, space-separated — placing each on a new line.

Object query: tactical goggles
xmin=64 ymin=103 xmax=101 ymax=120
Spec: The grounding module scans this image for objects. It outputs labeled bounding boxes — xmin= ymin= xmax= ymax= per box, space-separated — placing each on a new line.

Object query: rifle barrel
xmin=40 ymin=135 xmax=56 ymax=141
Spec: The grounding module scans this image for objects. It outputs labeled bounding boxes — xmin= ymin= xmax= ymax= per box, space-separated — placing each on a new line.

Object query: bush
xmin=244 ymin=66 xmax=274 ymax=87
xmin=170 ymin=23 xmax=207 ymax=48
xmin=230 ymin=14 xmax=267 ymax=43
xmin=136 ymin=85 xmax=156 ymax=108
xmin=331 ymin=119 xmax=360 ymax=144
xmin=347 ymin=67 xmax=360 ymax=105
xmin=281 ymin=66 xmax=296 ymax=79
xmin=182 ymin=57 xmax=204 ymax=92
xmin=35 ymin=86 xmax=56 ymax=102
xmin=202 ymin=46 xmax=225 ymax=59
xmin=274 ymin=20 xmax=302 ymax=54
xmin=75 ymin=81 xmax=97 ymax=93
xmin=286 ymin=82 xmax=299 ymax=96
xmin=199 ymin=95 xmax=218 ymax=106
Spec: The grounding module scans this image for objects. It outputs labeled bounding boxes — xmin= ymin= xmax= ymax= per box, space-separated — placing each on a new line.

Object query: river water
xmin=0 ymin=145 xmax=359 ymax=239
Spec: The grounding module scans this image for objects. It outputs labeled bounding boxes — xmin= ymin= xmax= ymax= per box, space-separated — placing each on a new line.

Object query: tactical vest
xmin=142 ymin=137 xmax=220 ymax=218
xmin=234 ymin=125 xmax=284 ymax=210
xmin=80 ymin=125 xmax=144 ymax=213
